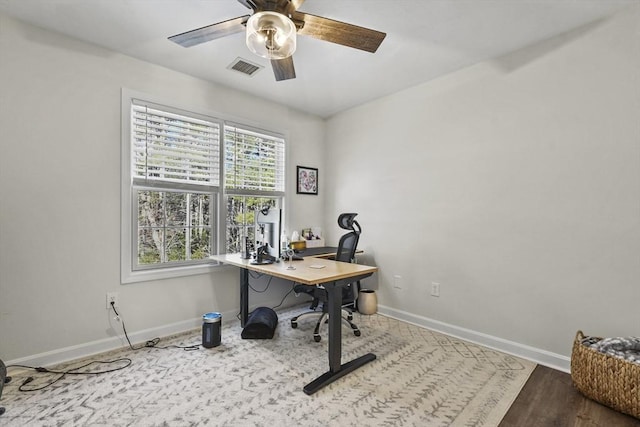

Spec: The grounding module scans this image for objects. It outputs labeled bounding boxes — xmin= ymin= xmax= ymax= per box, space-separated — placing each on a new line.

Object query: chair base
xmin=291 ymin=309 xmax=360 ymax=342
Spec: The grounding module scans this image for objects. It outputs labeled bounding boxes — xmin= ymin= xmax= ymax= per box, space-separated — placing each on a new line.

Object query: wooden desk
xmin=292 ymin=246 xmax=338 ymax=258
xmin=210 ymin=253 xmax=378 ymax=395
xmin=292 ymin=246 xmax=363 ymax=259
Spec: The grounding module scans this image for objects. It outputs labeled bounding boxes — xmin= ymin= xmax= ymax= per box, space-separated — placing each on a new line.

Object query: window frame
xmin=121 ymin=89 xmax=225 ymax=284
xmin=223 ymin=122 xmax=286 ymax=254
xmin=121 ymin=89 xmax=287 ymax=284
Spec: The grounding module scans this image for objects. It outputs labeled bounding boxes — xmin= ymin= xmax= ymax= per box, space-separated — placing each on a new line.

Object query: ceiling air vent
xmin=227 ymin=57 xmax=263 ymax=77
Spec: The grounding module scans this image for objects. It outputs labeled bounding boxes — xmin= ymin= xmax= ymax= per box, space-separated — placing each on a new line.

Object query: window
xmin=121 ymin=91 xmax=286 ymax=283
xmin=122 ymin=93 xmax=222 ymax=283
xmin=226 ymin=196 xmax=278 ymax=254
xmin=136 ymin=190 xmax=212 ymax=265
xmin=224 ymin=124 xmax=285 ymax=254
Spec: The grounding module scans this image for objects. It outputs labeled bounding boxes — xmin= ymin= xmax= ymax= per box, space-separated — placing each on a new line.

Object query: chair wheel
xmin=314 ymin=335 xmax=321 ymax=342
xmin=291 ymin=320 xmax=298 ymax=328
xmin=354 ymin=330 xmax=361 ymax=337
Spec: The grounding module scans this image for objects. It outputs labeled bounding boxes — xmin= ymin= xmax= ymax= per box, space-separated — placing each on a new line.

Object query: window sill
xmin=121 ymin=262 xmax=221 ymax=284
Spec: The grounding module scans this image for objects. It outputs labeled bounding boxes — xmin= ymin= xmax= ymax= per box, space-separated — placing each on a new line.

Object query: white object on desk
xmin=305 ymin=238 xmax=325 ymax=248
xmin=309 ymin=264 xmax=326 ymax=269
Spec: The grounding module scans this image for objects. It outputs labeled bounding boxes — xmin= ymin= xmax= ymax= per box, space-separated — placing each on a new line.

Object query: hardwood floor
xmin=500 ymin=365 xmax=640 ymax=426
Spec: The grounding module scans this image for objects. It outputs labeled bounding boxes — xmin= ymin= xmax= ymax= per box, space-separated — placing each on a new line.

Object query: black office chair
xmin=290 ymin=213 xmax=362 ymax=342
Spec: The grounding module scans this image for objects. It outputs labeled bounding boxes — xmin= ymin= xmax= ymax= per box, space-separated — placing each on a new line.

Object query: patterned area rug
xmin=1 ymin=306 xmax=535 ymax=426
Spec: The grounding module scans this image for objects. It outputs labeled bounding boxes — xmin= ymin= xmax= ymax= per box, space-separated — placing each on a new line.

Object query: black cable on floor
xmin=110 ymin=302 xmax=200 ymax=351
xmin=7 ymin=304 xmax=200 ymax=393
xmin=7 ymin=358 xmax=132 ymax=392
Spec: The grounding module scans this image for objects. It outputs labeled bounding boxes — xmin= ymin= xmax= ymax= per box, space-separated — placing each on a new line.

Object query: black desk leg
xmin=327 ymin=283 xmax=343 ymax=371
xmin=240 ymin=268 xmax=249 ymax=328
xmin=303 ymin=282 xmax=376 ymax=395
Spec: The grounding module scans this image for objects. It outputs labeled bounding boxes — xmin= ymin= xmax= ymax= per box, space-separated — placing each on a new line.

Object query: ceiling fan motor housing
xmin=246 ymin=11 xmax=297 ymax=59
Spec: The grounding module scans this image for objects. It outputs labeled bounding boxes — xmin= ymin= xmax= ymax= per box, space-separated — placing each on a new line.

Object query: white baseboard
xmin=7 ymin=304 xmax=570 ymax=374
xmin=377 ymin=304 xmax=571 ymax=373
xmin=5 ymin=308 xmax=240 ymax=370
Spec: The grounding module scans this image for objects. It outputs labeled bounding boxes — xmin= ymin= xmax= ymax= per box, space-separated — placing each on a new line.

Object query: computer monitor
xmin=255 ymin=207 xmax=282 ymax=260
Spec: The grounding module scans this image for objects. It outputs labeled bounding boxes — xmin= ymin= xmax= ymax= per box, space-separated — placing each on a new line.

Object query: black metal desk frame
xmin=231 ymin=252 xmax=376 ymax=395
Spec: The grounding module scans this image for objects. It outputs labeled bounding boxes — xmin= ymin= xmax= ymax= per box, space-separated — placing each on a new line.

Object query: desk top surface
xmin=210 ymin=253 xmax=377 ymax=285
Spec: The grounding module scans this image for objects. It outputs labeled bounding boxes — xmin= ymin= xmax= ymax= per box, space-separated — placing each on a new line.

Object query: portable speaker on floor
xmin=241 ymin=307 xmax=278 ymax=339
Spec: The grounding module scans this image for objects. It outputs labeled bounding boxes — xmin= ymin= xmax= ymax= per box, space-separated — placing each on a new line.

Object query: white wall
xmin=325 ymin=5 xmax=640 ymax=366
xmin=0 ymin=13 xmax=326 ymax=362
xmin=3 ymin=5 xmax=638 ymax=369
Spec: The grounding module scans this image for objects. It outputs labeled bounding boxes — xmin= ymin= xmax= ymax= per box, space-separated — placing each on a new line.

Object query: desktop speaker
xmin=241 ymin=307 xmax=278 ymax=339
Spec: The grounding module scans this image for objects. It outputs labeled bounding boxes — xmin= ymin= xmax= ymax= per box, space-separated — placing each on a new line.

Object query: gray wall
xmin=0 ymin=13 xmax=326 ymax=362
xmin=324 ymin=5 xmax=639 ymax=369
xmin=2 ymin=5 xmax=639 ymax=370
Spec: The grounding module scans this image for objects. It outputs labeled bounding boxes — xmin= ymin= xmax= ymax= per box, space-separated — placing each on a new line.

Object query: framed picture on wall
xmin=296 ymin=166 xmax=318 ymax=195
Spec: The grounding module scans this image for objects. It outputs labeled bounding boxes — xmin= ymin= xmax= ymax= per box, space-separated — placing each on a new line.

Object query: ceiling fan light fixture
xmin=246 ymin=11 xmax=296 ymax=60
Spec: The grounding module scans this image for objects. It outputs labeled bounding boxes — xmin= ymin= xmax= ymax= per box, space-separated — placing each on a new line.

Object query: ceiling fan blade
xmin=295 ymin=13 xmax=386 ymax=53
xmin=168 ymin=15 xmax=250 ymax=48
xmin=271 ymin=57 xmax=296 ymax=81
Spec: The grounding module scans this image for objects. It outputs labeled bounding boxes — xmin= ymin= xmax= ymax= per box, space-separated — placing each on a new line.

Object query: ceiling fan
xmin=168 ymin=0 xmax=386 ymax=81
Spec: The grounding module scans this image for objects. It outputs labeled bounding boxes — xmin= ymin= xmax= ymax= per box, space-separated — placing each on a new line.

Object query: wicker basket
xmin=571 ymin=330 xmax=640 ymax=419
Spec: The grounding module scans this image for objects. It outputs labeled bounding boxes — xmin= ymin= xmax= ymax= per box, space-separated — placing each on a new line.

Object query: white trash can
xmin=358 ymin=289 xmax=377 ymax=315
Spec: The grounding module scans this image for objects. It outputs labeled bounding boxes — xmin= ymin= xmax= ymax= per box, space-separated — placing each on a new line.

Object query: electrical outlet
xmin=106 ymin=292 xmax=119 ymax=310
xmin=393 ymin=274 xmax=403 ymax=289
xmin=430 ymin=282 xmax=440 ymax=297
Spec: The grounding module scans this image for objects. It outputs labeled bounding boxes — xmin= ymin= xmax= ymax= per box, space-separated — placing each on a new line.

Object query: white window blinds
xmin=224 ymin=124 xmax=285 ymax=194
xmin=132 ymin=102 xmax=220 ymax=187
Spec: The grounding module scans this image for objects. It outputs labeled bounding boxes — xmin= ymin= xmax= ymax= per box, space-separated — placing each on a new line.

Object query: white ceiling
xmin=0 ymin=0 xmax=635 ymax=118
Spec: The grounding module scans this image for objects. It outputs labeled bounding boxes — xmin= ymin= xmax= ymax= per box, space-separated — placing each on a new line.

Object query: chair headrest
xmin=337 ymin=213 xmax=358 ymax=230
